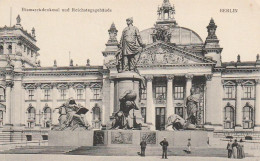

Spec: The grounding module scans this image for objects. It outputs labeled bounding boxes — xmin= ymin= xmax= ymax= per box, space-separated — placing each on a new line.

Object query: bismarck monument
xmin=108 ymin=17 xmax=147 ymax=130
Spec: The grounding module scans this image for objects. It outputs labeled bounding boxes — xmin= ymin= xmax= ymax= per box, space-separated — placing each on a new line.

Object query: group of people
xmin=139 ymin=137 xmax=192 ymax=159
xmin=227 ymin=139 xmax=245 ymax=159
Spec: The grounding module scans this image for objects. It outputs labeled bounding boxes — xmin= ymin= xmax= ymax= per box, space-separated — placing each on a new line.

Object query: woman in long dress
xmin=232 ymin=139 xmax=238 ymax=159
xmin=239 ymin=139 xmax=245 ymax=158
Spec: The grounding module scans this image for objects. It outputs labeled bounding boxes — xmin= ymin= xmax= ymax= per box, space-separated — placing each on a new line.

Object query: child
xmin=187 ymin=138 xmax=191 ymax=154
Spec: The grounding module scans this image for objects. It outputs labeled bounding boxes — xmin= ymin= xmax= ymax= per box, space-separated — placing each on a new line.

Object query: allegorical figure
xmin=185 ymin=88 xmax=199 ymax=125
xmin=117 ymin=17 xmax=145 ymax=71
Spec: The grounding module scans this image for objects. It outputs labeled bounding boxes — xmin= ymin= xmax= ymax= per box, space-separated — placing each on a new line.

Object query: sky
xmin=0 ymin=0 xmax=260 ymax=67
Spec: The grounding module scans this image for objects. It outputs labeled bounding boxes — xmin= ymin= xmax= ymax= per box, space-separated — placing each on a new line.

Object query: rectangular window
xmin=141 ymin=107 xmax=146 ymax=123
xmin=44 ymin=89 xmax=50 ymax=100
xmin=28 ymin=90 xmax=34 ymax=100
xmin=155 ymin=86 xmax=167 ymax=100
xmin=60 ymin=89 xmax=67 ymax=100
xmin=243 ymin=86 xmax=254 ymax=99
xmin=224 ymin=86 xmax=235 ymax=99
xmin=174 ymin=86 xmax=184 ymax=99
xmin=141 ymin=88 xmax=147 ymax=100
xmin=76 ymin=89 xmax=83 ymax=99
xmin=93 ymin=88 xmax=100 ymax=100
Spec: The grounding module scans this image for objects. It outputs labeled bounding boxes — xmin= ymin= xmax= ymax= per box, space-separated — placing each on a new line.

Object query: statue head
xmin=126 ymin=17 xmax=133 ymax=25
xmin=190 ymin=88 xmax=195 ymax=95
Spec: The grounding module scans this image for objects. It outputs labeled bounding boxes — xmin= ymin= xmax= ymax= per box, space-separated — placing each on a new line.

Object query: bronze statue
xmin=111 ymin=90 xmax=141 ymax=129
xmin=185 ymin=88 xmax=199 ymax=125
xmin=52 ymin=98 xmax=90 ymax=131
xmin=116 ymin=17 xmax=145 ymax=72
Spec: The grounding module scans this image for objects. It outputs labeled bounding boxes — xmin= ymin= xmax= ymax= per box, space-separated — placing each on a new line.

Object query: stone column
xmin=204 ymin=74 xmax=214 ymax=127
xmin=5 ymin=81 xmax=13 ymax=125
xmin=3 ymin=42 xmax=7 ymax=55
xmin=235 ymin=80 xmax=243 ymax=130
xmin=185 ymin=74 xmax=193 ymax=98
xmin=52 ymin=83 xmax=59 ymax=125
xmin=12 ymin=78 xmax=22 ymax=126
xmin=254 ymin=79 xmax=260 ymax=131
xmin=35 ymin=83 xmax=41 ymax=126
xmin=109 ymin=80 xmax=114 ymax=117
xmin=68 ymin=83 xmax=74 ymax=98
xmin=20 ymin=85 xmax=26 ymax=126
xmin=84 ymin=83 xmax=92 ymax=126
xmin=146 ymin=75 xmax=155 ymax=130
xmin=166 ymin=75 xmax=174 ymax=118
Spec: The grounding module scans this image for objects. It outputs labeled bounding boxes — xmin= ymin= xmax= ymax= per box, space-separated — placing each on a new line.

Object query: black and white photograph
xmin=0 ymin=0 xmax=260 ymax=160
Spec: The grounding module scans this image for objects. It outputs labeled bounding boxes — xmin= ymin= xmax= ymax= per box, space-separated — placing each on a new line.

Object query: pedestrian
xmin=187 ymin=138 xmax=191 ymax=154
xmin=232 ymin=139 xmax=238 ymax=159
xmin=160 ymin=137 xmax=169 ymax=159
xmin=140 ymin=138 xmax=147 ymax=157
xmin=237 ymin=139 xmax=245 ymax=159
xmin=226 ymin=139 xmax=233 ymax=158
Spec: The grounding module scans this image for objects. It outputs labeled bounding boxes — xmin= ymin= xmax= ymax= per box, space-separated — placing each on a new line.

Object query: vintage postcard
xmin=0 ymin=0 xmax=260 ymax=160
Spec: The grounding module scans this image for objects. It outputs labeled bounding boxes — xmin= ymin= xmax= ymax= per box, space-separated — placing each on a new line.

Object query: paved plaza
xmin=0 ymin=154 xmax=259 ymax=161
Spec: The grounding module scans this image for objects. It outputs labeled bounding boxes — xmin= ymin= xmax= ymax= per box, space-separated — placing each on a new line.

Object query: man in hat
xmin=117 ymin=17 xmax=145 ymax=71
xmin=160 ymin=137 xmax=169 ymax=159
xmin=140 ymin=138 xmax=147 ymax=157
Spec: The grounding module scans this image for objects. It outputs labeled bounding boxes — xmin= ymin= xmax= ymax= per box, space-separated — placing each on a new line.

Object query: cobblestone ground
xmin=0 ymin=154 xmax=259 ymax=161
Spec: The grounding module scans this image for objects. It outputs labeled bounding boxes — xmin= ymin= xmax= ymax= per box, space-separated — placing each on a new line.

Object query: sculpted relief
xmin=136 ymin=46 xmax=190 ymax=65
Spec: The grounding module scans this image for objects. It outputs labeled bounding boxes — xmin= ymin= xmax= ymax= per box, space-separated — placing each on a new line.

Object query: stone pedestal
xmin=111 ymin=71 xmax=145 ymax=127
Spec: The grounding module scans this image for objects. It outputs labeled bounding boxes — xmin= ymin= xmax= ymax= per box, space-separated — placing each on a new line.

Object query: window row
xmin=141 ymin=86 xmax=185 ymax=100
xmin=224 ymin=106 xmax=254 ymax=129
xmin=0 ymin=44 xmax=12 ymax=54
xmin=26 ymin=88 xmax=101 ymax=101
xmin=224 ymin=85 xmax=255 ymax=99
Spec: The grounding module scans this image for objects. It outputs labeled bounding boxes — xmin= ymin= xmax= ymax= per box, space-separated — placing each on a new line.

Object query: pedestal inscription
xmin=94 ymin=130 xmax=105 ymax=145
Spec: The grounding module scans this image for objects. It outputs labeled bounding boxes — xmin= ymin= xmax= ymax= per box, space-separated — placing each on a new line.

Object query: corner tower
xmin=203 ymin=18 xmax=223 ymax=66
xmin=0 ymin=15 xmax=40 ymax=69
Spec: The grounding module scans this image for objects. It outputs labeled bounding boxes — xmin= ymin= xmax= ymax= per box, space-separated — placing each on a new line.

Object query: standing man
xmin=117 ymin=17 xmax=145 ymax=71
xmin=226 ymin=139 xmax=233 ymax=158
xmin=160 ymin=137 xmax=169 ymax=159
xmin=140 ymin=138 xmax=147 ymax=157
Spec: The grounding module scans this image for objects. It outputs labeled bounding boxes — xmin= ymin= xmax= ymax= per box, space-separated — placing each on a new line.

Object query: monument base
xmin=48 ymin=130 xmax=94 ymax=146
xmin=49 ymin=130 xmax=209 ymax=147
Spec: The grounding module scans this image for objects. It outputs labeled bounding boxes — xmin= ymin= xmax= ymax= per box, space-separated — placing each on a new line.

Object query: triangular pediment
xmin=136 ymin=41 xmax=215 ymax=66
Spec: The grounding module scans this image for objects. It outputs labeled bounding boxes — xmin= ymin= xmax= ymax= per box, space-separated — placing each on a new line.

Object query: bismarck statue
xmin=52 ymin=98 xmax=90 ymax=131
xmin=116 ymin=17 xmax=145 ymax=72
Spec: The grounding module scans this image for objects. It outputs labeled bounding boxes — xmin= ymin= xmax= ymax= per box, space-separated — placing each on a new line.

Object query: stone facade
xmin=0 ymin=0 xmax=260 ymax=143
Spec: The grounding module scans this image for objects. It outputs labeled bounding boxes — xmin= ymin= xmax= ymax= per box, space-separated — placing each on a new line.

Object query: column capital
xmin=68 ymin=82 xmax=74 ymax=87
xmin=166 ymin=75 xmax=174 ymax=81
xmin=51 ymin=82 xmax=58 ymax=88
xmin=6 ymin=81 xmax=13 ymax=87
xmin=110 ymin=79 xmax=114 ymax=83
xmin=256 ymin=79 xmax=260 ymax=84
xmin=236 ymin=80 xmax=243 ymax=86
xmin=185 ymin=74 xmax=193 ymax=80
xmin=205 ymin=74 xmax=213 ymax=81
xmin=145 ymin=75 xmax=153 ymax=82
xmin=35 ymin=83 xmax=41 ymax=88
xmin=83 ymin=82 xmax=91 ymax=88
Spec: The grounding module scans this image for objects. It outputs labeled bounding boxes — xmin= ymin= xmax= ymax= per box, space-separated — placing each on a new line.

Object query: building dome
xmin=140 ymin=26 xmax=203 ymax=45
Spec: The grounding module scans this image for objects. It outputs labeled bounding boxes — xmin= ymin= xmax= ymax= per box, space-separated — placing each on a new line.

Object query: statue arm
xmin=135 ymin=27 xmax=145 ymax=48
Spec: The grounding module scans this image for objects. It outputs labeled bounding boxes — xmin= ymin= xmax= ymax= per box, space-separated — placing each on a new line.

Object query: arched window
xmin=27 ymin=106 xmax=36 ymax=120
xmin=8 ymin=45 xmax=12 ymax=54
xmin=224 ymin=106 xmax=234 ymax=129
xmin=0 ymin=110 xmax=3 ymax=126
xmin=92 ymin=104 xmax=101 ymax=129
xmin=43 ymin=106 xmax=52 ymax=128
xmin=0 ymin=45 xmax=3 ymax=54
xmin=27 ymin=106 xmax=36 ymax=128
xmin=243 ymin=106 xmax=253 ymax=129
xmin=0 ymin=87 xmax=5 ymax=101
